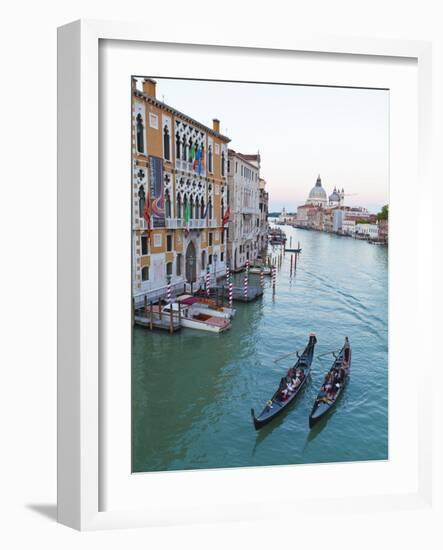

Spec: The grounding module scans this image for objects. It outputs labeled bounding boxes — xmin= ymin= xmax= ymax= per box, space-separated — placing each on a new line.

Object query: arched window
xmin=188 ymin=139 xmax=193 ymax=163
xmin=182 ymin=136 xmax=187 ymax=161
xmin=208 ymin=145 xmax=213 ymax=173
xmin=165 ymin=190 xmax=171 ymax=218
xmin=190 ymin=196 xmax=194 ymax=220
xmin=176 ymin=254 xmax=182 ymax=276
xmin=138 ymin=185 xmax=145 ymax=218
xmin=136 ymin=113 xmax=144 ymax=153
xmin=175 ymin=132 xmax=181 ymax=159
xmin=201 ymin=250 xmax=206 ymax=270
xmin=163 ymin=125 xmax=170 ymax=160
xmin=183 ymin=195 xmax=188 ymax=220
xmin=200 ymin=198 xmax=205 ymax=218
xmin=201 ymin=144 xmax=205 ymax=172
xmin=141 ymin=267 xmax=149 ymax=281
xmin=208 ymin=198 xmax=213 ymax=219
xmin=176 ymin=194 xmax=182 ymax=219
xmin=221 ymin=151 xmax=225 ymax=176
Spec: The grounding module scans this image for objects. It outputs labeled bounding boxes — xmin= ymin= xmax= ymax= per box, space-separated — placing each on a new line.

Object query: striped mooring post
xmin=243 ymin=272 xmax=249 ymax=300
xmin=290 ymin=254 xmax=293 ymax=274
xmin=272 ymin=265 xmax=277 ymax=293
xmin=166 ymin=277 xmax=172 ymax=302
xmin=260 ymin=268 xmax=265 ymax=288
xmin=226 ymin=264 xmax=233 ymax=308
xmin=246 ymin=258 xmax=249 ymax=275
xmin=205 ymin=267 xmax=211 ymax=297
xmin=225 ymin=264 xmax=230 ymax=285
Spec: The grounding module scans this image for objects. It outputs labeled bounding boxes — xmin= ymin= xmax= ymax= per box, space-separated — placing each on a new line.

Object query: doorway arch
xmin=185 ymin=241 xmax=197 ymax=284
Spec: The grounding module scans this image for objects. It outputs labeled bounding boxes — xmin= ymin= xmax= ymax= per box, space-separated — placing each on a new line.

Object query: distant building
xmin=296 ymin=174 xmax=376 ymax=236
xmin=341 ymin=219 xmax=356 ymax=235
xmin=355 ymin=223 xmax=379 ymax=240
xmin=227 ymin=150 xmax=261 ymax=270
xmin=277 ymin=207 xmax=296 ymax=225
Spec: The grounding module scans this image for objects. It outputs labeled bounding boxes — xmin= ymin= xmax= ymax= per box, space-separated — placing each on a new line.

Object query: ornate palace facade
xmin=132 ymin=78 xmax=230 ymax=303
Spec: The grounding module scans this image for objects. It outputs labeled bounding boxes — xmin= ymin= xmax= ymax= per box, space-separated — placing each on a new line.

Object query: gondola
xmin=284 ymin=247 xmax=302 ymax=253
xmin=251 ymin=333 xmax=317 ymax=430
xmin=308 ymin=337 xmax=351 ymax=428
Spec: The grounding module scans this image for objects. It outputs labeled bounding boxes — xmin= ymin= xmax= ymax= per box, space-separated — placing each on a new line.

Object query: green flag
xmin=184 ymin=199 xmax=190 ymax=226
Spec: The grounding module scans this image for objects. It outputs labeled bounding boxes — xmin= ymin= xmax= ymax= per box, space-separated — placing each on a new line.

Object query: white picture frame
xmin=57 ymin=19 xmax=434 ymax=531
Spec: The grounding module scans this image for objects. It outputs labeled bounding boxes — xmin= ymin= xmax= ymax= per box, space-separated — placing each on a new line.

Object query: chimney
xmin=212 ymin=118 xmax=220 ymax=133
xmin=143 ymin=78 xmax=157 ymax=98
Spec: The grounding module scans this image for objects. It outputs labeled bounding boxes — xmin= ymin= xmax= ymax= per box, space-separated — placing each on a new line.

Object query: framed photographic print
xmin=57 ymin=20 xmax=434 ymax=531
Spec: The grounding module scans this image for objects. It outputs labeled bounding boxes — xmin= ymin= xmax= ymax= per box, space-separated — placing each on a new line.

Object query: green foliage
xmin=377 ymin=205 xmax=389 ymax=221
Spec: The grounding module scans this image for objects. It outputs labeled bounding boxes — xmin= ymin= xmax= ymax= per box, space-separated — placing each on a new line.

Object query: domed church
xmin=305 ymin=174 xmax=344 ymax=208
xmin=306 ymin=175 xmax=328 ymax=207
xmin=328 ymin=186 xmax=344 ymax=207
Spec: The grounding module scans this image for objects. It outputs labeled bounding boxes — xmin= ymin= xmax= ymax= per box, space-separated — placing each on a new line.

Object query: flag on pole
xmin=197 ymin=146 xmax=202 ymax=175
xmin=143 ymin=195 xmax=151 ymax=239
xmin=191 ymin=143 xmax=197 ymax=170
xmin=202 ymin=202 xmax=209 ymax=219
xmin=222 ymin=207 xmax=230 ymax=226
xmin=184 ymin=198 xmax=190 ymax=236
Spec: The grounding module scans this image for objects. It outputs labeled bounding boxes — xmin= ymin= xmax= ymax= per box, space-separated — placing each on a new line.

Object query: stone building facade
xmin=132 ymin=78 xmax=230 ymax=303
xmin=226 ymin=150 xmax=262 ymax=270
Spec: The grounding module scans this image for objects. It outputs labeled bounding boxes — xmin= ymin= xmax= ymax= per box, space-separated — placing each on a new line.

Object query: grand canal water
xmin=132 ymin=224 xmax=388 ymax=472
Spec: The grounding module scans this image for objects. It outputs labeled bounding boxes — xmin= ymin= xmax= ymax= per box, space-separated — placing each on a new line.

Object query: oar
xmin=317 ymin=349 xmax=339 ymax=360
xmin=274 ymin=349 xmax=303 ymax=363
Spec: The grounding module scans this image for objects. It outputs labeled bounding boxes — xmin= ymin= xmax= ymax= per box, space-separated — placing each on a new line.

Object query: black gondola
xmin=284 ymin=248 xmax=302 ymax=253
xmin=308 ymin=337 xmax=351 ymax=428
xmin=251 ymin=333 xmax=317 ymax=430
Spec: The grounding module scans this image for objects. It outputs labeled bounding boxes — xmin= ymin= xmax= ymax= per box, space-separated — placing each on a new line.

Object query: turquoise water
xmin=132 ymin=225 xmax=388 ymax=472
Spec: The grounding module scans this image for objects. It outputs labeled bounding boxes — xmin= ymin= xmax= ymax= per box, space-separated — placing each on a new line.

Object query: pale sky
xmin=137 ymin=78 xmax=389 ymax=213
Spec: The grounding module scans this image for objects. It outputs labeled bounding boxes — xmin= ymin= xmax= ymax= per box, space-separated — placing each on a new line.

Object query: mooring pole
xmin=149 ymin=301 xmax=153 ymax=330
xmin=243 ymin=271 xmax=248 ymax=301
xmin=169 ymin=305 xmax=174 ymax=334
xmin=272 ymin=265 xmax=276 ymax=295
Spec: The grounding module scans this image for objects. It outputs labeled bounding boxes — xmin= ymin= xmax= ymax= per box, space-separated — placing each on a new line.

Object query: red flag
xmin=222 ymin=207 xmax=230 ymax=226
xmin=143 ymin=196 xmax=151 ymax=238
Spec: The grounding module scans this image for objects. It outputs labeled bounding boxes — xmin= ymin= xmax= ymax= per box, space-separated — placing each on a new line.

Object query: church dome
xmin=307 ymin=175 xmax=327 ymax=204
xmin=329 ymin=187 xmax=340 ymax=202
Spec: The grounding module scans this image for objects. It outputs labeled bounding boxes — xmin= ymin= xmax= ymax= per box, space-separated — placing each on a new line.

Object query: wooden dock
xmin=133 ymin=302 xmax=182 ymax=333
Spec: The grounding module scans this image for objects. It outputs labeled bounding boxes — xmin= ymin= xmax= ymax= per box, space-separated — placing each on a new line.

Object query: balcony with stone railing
xmin=165 ymin=218 xmax=208 ymax=229
xmin=175 ymin=158 xmax=206 ymax=177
